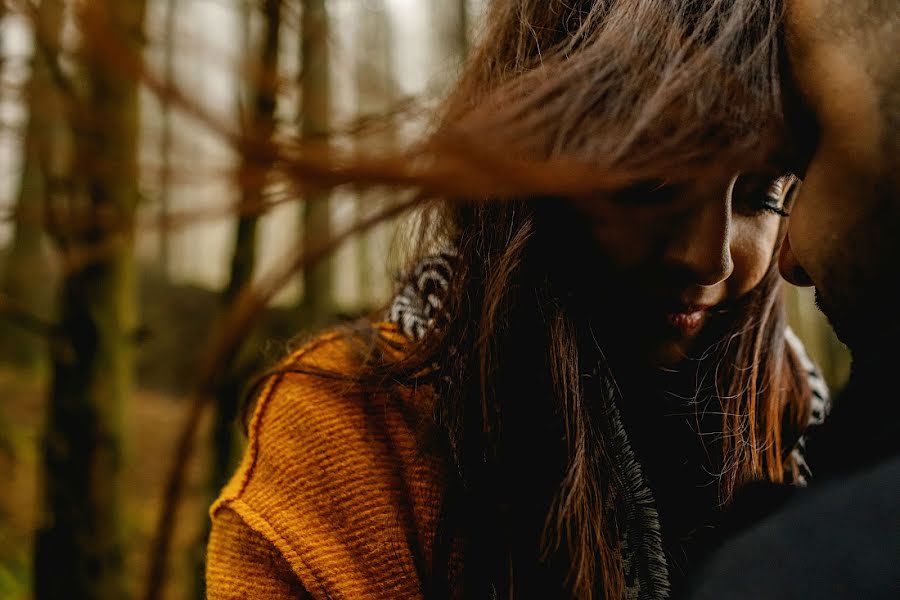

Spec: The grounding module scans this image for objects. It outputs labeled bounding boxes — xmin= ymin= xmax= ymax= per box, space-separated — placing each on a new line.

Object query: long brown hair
xmin=260 ymin=0 xmax=811 ymax=598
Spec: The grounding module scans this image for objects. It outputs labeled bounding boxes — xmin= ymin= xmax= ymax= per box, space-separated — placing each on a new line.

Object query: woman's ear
xmin=778 ymin=231 xmax=814 ymax=286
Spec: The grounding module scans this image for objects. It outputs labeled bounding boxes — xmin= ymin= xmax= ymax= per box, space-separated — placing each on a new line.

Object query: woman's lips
xmin=664 ymin=304 xmax=712 ymax=334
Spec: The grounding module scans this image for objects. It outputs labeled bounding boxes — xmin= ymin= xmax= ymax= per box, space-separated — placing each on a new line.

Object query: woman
xmin=206 ymin=1 xmax=828 ymax=598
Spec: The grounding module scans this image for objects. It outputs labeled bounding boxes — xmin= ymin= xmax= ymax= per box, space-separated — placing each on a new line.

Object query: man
xmin=687 ymin=0 xmax=899 ymax=598
xmin=779 ymin=0 xmax=900 ymax=475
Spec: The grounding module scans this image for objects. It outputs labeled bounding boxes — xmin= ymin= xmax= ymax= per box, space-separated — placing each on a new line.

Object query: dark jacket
xmin=686 ymin=359 xmax=900 ymax=599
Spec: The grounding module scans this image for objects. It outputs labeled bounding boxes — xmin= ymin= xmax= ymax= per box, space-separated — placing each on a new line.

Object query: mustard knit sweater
xmin=206 ymin=325 xmax=445 ymax=599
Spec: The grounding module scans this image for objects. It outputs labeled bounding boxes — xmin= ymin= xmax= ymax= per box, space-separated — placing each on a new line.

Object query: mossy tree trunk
xmin=33 ymin=2 xmax=146 ymax=599
xmin=299 ymin=0 xmax=334 ymax=329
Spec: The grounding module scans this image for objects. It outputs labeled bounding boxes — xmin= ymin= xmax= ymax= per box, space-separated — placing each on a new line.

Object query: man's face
xmin=780 ymin=0 xmax=900 ymax=350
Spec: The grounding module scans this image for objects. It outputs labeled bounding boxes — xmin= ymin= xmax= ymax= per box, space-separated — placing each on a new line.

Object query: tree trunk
xmin=157 ymin=0 xmax=178 ymax=275
xmin=432 ymin=0 xmax=470 ymax=76
xmin=33 ymin=2 xmax=146 ymax=599
xmin=0 ymin=0 xmax=65 ymax=370
xmin=190 ymin=2 xmax=282 ymax=596
xmin=354 ymin=0 xmax=396 ymax=306
xmin=299 ymin=0 xmax=333 ymax=329
xmin=457 ymin=0 xmax=469 ymax=59
xmin=216 ymin=0 xmax=283 ymax=492
xmin=195 ymin=0 xmax=281 ymax=599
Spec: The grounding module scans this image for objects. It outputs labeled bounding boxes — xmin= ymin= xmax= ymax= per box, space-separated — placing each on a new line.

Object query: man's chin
xmin=814 ymin=287 xmax=855 ymax=346
xmin=814 ymin=286 xmax=895 ymax=356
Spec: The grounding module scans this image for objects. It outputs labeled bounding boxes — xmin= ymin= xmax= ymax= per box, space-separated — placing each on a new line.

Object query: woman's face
xmin=572 ymin=173 xmax=795 ymax=367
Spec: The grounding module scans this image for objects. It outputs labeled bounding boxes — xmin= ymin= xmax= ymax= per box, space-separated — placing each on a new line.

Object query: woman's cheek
xmin=728 ymin=217 xmax=782 ymax=296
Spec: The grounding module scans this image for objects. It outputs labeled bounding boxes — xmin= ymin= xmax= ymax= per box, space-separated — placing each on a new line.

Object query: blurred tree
xmin=190 ymin=0 xmax=282 ymax=596
xmin=33 ymin=2 xmax=146 ymax=599
xmin=216 ymin=0 xmax=283 ymax=504
xmin=299 ymin=0 xmax=334 ymax=328
xmin=457 ymin=0 xmax=470 ymax=58
xmin=0 ymin=0 xmax=64 ymax=371
xmin=354 ymin=0 xmax=396 ymax=305
xmin=432 ymin=0 xmax=470 ymax=76
xmin=157 ymin=0 xmax=178 ymax=274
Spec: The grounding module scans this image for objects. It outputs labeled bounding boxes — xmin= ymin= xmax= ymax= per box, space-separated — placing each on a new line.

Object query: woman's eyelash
xmin=732 ymin=174 xmax=790 ymax=217
xmin=760 ymin=200 xmax=791 ymax=217
xmin=767 ymin=176 xmax=788 ymax=200
xmin=759 ymin=174 xmax=798 ymax=217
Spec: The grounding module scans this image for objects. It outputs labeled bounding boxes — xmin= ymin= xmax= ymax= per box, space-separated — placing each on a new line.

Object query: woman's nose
xmin=664 ymin=200 xmax=734 ymax=286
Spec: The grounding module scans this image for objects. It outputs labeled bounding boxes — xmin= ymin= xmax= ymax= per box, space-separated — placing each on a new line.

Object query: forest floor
xmin=0 ymin=369 xmax=222 ymax=600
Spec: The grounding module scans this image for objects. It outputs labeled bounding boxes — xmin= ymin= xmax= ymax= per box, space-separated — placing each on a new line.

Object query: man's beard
xmin=814 ymin=263 xmax=899 ymax=361
xmin=814 ymin=287 xmax=855 ymax=347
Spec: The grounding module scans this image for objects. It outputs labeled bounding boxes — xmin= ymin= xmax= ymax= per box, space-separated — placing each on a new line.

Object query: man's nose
xmin=778 ymin=232 xmax=815 ymax=286
xmin=664 ymin=200 xmax=734 ymax=286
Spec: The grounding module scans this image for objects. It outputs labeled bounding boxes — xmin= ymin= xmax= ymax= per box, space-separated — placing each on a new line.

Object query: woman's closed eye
xmin=731 ymin=172 xmax=801 ymax=218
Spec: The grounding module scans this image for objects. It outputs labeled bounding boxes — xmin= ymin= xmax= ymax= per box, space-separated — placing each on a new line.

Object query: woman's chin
xmin=642 ymin=333 xmax=704 ymax=370
xmin=645 ymin=343 xmax=688 ymax=369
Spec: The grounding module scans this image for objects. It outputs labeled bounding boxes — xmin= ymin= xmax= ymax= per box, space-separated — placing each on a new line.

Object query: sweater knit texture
xmin=207 ymin=326 xmax=445 ymax=599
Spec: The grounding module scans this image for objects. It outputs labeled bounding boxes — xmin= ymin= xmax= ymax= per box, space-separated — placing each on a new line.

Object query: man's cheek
xmin=791 ymin=144 xmax=861 ymax=282
xmin=786 ymin=184 xmax=828 ymax=282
